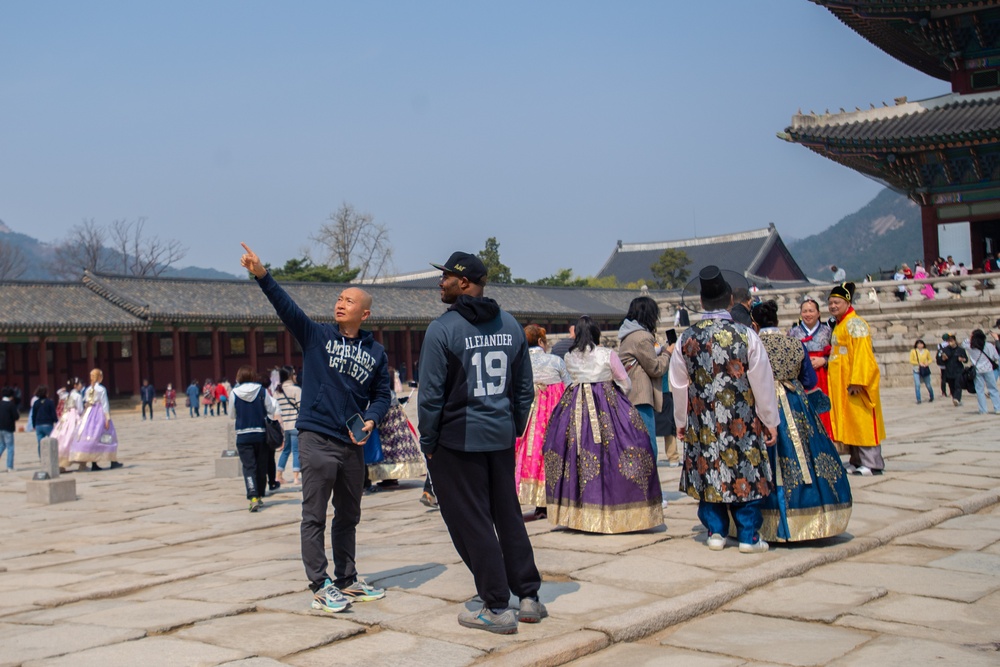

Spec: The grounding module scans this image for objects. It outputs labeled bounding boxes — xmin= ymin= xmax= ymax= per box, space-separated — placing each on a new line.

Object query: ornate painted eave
xmin=813 ymin=1 xmax=1000 ymax=81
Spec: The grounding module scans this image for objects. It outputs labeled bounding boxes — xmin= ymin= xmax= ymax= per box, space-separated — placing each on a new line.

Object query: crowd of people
xmin=918 ymin=322 xmax=1000 ymax=414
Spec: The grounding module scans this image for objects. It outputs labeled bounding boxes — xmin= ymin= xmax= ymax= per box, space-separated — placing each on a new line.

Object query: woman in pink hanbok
xmin=514 ymin=325 xmax=570 ymax=519
xmin=52 ymin=378 xmax=83 ymax=469
xmin=914 ymin=262 xmax=936 ymax=300
xmin=67 ymin=369 xmax=121 ymax=471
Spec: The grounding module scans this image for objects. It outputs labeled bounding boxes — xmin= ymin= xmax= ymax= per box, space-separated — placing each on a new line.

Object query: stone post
xmin=26 ymin=437 xmax=77 ymax=505
xmin=215 ymin=421 xmax=241 ymax=478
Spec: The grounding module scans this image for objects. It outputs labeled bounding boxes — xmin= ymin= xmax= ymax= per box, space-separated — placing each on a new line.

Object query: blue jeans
xmin=913 ymin=368 xmax=934 ymax=402
xmin=974 ymin=371 xmax=1000 ymax=414
xmin=277 ymin=429 xmax=300 ymax=474
xmin=166 ymin=406 xmax=177 ymax=419
xmin=635 ymin=404 xmax=658 ymax=462
xmin=34 ymin=423 xmax=54 ymax=459
xmin=0 ymin=431 xmax=14 ymax=469
xmin=698 ymin=499 xmax=765 ymax=545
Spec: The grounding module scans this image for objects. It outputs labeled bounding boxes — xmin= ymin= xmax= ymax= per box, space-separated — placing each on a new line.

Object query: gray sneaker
xmin=518 ymin=597 xmax=548 ymax=623
xmin=458 ymin=605 xmax=518 ymax=634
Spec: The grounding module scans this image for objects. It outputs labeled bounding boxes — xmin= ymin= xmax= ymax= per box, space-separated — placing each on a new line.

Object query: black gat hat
xmin=698 ymin=265 xmax=732 ymax=301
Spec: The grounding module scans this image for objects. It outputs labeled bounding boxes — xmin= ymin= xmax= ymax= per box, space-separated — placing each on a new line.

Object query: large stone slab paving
xmin=532 ymin=547 xmax=614 ymax=576
xmin=528 ymin=527 xmax=669 ymax=554
xmin=317 ymin=590 xmax=449 ymax=626
xmin=173 ymin=578 xmax=305 ymax=603
xmin=826 ymin=635 xmax=999 ymax=667
xmin=22 ymin=636 xmax=250 ymax=667
xmin=846 ymin=591 xmax=1000 ymax=639
xmin=217 ymin=659 xmax=289 ymax=667
xmin=936 ymin=513 xmax=1000 ymax=530
xmin=220 ymin=560 xmax=304 ymax=582
xmin=626 ymin=536 xmax=757 ymax=572
xmin=541 ymin=579 xmax=664 ymax=623
xmin=566 ymin=643 xmax=745 ymax=667
xmin=1 ymin=623 xmax=146 ymax=666
xmin=849 ymin=489 xmax=941 ymax=512
xmin=2 ymin=599 xmax=123 ymax=626
xmin=285 ymin=630 xmax=484 ymax=667
xmin=174 ymin=611 xmax=365 ymax=658
xmin=850 ymin=544 xmax=952 ymax=566
xmin=573 ymin=554 xmax=718 ymax=598
xmin=380 ymin=600 xmax=579 ymax=653
xmin=60 ymin=599 xmax=254 ymax=633
xmin=725 ymin=579 xmax=887 ymax=623
xmin=894 ymin=526 xmax=1000 ymax=550
xmin=905 ymin=471 xmax=1000 ymax=490
xmin=927 ymin=550 xmax=1000 ymax=576
xmin=834 ymin=612 xmax=976 ymax=645
xmin=868 ymin=479 xmax=969 ymax=501
xmin=804 ymin=562 xmax=1000 ymax=602
xmin=373 ymin=562 xmax=477 ymax=602
xmin=658 ymin=611 xmax=871 ymax=666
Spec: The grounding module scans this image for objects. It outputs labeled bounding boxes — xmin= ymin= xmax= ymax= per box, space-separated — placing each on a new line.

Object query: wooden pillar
xmin=404 ymin=326 xmax=414 ymax=376
xmin=131 ymin=331 xmax=141 ymax=396
xmin=172 ymin=328 xmax=182 ymax=388
xmin=922 ymin=205 xmax=940 ymax=268
xmin=37 ymin=336 xmax=49 ymax=392
xmin=55 ymin=340 xmax=67 ymax=385
xmin=86 ymin=335 xmax=95 ymax=372
xmin=211 ymin=328 xmax=222 ymax=382
xmin=283 ymin=330 xmax=293 ymax=366
xmin=249 ymin=327 xmax=258 ymax=373
xmin=373 ymin=327 xmax=383 ymax=345
xmin=21 ymin=342 xmax=30 ymax=400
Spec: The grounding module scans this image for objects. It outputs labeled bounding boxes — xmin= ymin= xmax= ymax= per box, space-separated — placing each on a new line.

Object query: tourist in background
xmin=53 ymin=378 xmax=83 ymax=469
xmin=274 ymin=366 xmax=301 ymax=486
xmin=910 ymin=340 xmax=934 ymax=404
xmin=751 ymin=300 xmax=852 ymax=543
xmin=831 ymin=265 xmax=846 ymax=282
xmin=233 ymin=365 xmax=279 ymax=512
xmin=140 ymin=379 xmax=155 ymax=420
xmin=201 ymin=379 xmax=216 ymax=417
xmin=788 ymin=298 xmax=834 ymax=438
xmin=965 ymin=330 xmax=1000 ymax=414
xmin=513 ymin=324 xmax=570 ymax=519
xmin=544 ymin=315 xmax=664 ymax=534
xmin=367 ymin=366 xmax=426 ymax=490
xmin=164 ymin=383 xmax=178 ymax=419
xmin=729 ymin=287 xmax=753 ymax=327
xmin=827 ymin=283 xmax=886 ymax=476
xmin=68 ymin=368 xmax=122 ymax=471
xmin=31 ymin=386 xmax=57 ymax=461
xmin=939 ymin=335 xmax=968 ymax=407
xmin=214 ymin=379 xmax=229 ymax=416
xmin=0 ymin=387 xmax=19 ymax=472
xmin=185 ymin=380 xmax=199 ymax=417
xmin=617 ymin=296 xmax=671 ymax=463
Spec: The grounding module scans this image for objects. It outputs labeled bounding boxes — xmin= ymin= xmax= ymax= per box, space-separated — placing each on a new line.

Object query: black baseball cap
xmin=431 ymin=251 xmax=488 ymax=285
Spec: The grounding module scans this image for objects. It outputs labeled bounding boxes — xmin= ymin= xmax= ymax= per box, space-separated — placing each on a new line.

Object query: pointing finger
xmin=240 ymin=242 xmax=253 ymax=255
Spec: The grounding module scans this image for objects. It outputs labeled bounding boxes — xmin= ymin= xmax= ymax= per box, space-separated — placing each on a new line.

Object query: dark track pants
xmin=427 ymin=445 xmax=541 ymax=609
xmin=299 ymin=429 xmax=364 ymax=591
xmin=236 ymin=436 xmax=268 ymax=500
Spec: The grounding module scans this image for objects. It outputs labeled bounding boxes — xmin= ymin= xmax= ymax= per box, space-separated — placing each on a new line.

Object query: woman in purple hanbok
xmin=542 ymin=316 xmax=663 ymax=534
xmin=52 ymin=378 xmax=83 ymax=469
xmin=67 ymin=369 xmax=121 ymax=471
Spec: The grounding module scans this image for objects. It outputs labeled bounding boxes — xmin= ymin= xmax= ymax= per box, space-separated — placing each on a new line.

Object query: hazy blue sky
xmin=1 ymin=1 xmax=945 ymax=280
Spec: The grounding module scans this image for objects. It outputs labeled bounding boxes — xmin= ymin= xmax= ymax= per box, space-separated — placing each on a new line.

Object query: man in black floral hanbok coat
xmin=669 ymin=266 xmax=780 ymax=553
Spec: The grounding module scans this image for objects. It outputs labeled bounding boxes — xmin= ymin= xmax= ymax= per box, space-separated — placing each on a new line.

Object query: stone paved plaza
xmin=1 ymin=387 xmax=999 ymax=666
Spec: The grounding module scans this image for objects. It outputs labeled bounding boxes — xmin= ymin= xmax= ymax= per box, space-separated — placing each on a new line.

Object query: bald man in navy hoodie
xmin=241 ymin=243 xmax=391 ymax=615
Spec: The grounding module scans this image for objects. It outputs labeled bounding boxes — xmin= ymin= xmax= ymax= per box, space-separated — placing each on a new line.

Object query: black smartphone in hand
xmin=347 ymin=413 xmax=369 ymax=443
xmin=666 ymin=329 xmax=677 ymax=345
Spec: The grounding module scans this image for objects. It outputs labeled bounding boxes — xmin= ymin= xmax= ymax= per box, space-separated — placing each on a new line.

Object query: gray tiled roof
xmin=596 ymin=226 xmax=807 ymax=286
xmin=1 ymin=282 xmax=147 ymax=333
xmin=73 ymin=272 xmax=660 ymax=329
xmin=784 ymin=92 xmax=1000 ymax=146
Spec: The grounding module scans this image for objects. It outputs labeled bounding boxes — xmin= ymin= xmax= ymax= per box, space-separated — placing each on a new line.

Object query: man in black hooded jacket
xmin=418 ymin=251 xmax=544 ymax=635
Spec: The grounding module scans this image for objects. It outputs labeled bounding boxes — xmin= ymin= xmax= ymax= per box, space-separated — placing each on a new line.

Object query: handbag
xmin=265 ymin=417 xmax=283 ymax=450
xmin=363 ymin=427 xmax=383 ymax=465
xmin=918 ymin=365 xmax=931 ymax=378
xmin=962 ymin=365 xmax=978 ymax=393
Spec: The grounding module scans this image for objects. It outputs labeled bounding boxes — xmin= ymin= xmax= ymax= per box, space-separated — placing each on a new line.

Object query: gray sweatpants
xmin=298 ymin=430 xmax=365 ymax=591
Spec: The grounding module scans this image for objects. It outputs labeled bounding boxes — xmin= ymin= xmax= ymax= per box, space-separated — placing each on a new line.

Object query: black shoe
xmin=90 ymin=462 xmax=103 ymax=471
xmin=268 ymin=481 xmax=281 ymax=491
xmin=109 ymin=461 xmax=123 ymax=469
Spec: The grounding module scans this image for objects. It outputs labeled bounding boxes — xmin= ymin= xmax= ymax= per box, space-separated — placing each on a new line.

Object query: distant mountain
xmin=787 ymin=188 xmax=921 ymax=281
xmin=0 ymin=220 xmax=240 ymax=281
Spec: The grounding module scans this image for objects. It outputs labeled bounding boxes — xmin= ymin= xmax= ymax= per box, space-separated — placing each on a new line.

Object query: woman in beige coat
xmin=617 ymin=296 xmax=672 ymax=462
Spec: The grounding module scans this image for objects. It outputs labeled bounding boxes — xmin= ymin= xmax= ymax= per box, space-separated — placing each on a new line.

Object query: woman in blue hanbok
xmin=751 ymin=301 xmax=852 ymax=542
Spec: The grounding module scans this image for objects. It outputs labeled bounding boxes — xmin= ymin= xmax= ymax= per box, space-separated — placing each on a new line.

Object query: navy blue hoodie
xmin=254 ymin=272 xmax=391 ymax=443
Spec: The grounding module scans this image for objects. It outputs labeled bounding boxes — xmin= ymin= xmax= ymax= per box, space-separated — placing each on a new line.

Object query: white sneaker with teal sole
xmin=311 ymin=579 xmax=351 ymax=613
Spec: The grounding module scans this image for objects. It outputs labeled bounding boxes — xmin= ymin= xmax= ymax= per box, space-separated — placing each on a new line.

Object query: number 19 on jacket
xmin=471 ymin=351 xmax=508 ymax=396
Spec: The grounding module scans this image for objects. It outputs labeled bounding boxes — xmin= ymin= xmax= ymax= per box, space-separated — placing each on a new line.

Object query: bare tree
xmin=49 ymin=217 xmax=187 ymax=279
xmin=0 ymin=239 xmax=27 ymax=280
xmin=310 ymin=203 xmax=394 ymax=282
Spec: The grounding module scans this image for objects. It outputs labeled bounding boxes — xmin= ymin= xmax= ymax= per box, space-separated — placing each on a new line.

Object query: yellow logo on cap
xmin=455 ymin=264 xmax=466 ymax=270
